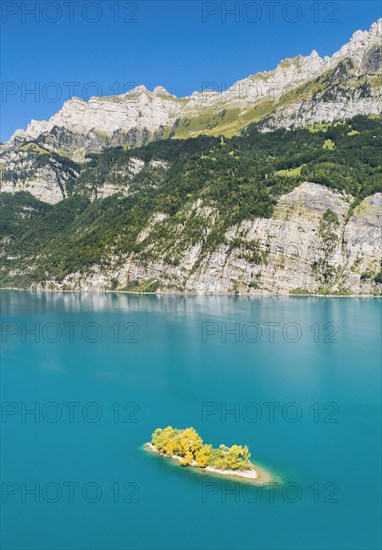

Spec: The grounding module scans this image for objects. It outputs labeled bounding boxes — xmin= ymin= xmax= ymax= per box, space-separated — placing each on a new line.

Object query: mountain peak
xmin=153 ymin=86 xmax=172 ymax=96
xmin=5 ymin=19 xmax=381 ymax=148
xmin=345 ymin=18 xmax=381 ymax=49
xmin=351 ymin=17 xmax=381 ymax=42
xmin=330 ymin=18 xmax=381 ymax=68
xmin=128 ymin=84 xmax=149 ymax=95
xmin=370 ymin=18 xmax=382 ymax=36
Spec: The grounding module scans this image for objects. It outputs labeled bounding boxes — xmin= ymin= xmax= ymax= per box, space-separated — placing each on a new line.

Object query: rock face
xmin=12 ymin=89 xmax=181 ymax=146
xmin=0 ymin=145 xmax=79 ymax=204
xmin=1 ymin=20 xmax=381 ymax=205
xmin=77 ymin=156 xmax=147 ymax=200
xmin=40 ymin=183 xmax=382 ymax=295
xmin=4 ymin=19 xmax=382 ymax=157
xmin=0 ymin=21 xmax=381 ymax=296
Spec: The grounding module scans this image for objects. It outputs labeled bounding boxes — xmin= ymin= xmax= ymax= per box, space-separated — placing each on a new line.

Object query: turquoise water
xmin=1 ymin=291 xmax=381 ymax=550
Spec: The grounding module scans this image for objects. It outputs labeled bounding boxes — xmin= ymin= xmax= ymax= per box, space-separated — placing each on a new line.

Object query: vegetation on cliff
xmin=0 ymin=115 xmax=381 ymax=288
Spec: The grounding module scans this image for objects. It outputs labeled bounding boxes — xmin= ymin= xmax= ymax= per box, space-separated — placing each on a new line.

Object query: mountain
xmin=0 ymin=21 xmax=381 ymax=295
xmin=1 ymin=116 xmax=381 ymax=294
xmin=7 ymin=20 xmax=382 ymax=152
xmin=1 ymin=20 xmax=381 ymax=205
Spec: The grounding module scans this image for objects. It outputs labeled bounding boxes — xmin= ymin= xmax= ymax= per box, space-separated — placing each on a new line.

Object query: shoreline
xmin=144 ymin=443 xmax=276 ymax=485
xmin=0 ymin=287 xmax=380 ymax=298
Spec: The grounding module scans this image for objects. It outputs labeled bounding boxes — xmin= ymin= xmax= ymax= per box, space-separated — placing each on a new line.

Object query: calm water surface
xmin=1 ymin=291 xmax=381 ymax=550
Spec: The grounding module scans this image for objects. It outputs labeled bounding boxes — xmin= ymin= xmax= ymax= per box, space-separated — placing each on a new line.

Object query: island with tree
xmin=145 ymin=426 xmax=274 ymax=483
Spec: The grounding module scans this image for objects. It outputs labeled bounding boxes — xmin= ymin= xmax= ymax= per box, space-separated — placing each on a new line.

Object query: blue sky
xmin=1 ymin=1 xmax=381 ymax=141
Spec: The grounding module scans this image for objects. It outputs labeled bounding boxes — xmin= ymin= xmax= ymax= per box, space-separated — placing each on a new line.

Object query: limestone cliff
xmin=1 ymin=20 xmax=381 ymax=207
xmin=36 ymin=183 xmax=381 ymax=295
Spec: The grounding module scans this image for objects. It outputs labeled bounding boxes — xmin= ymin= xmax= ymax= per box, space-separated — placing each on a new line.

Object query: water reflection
xmin=0 ymin=288 xmax=375 ymax=317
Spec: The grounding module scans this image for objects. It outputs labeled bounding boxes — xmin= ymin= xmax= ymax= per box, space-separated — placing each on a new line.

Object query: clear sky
xmin=1 ymin=0 xmax=381 ymax=141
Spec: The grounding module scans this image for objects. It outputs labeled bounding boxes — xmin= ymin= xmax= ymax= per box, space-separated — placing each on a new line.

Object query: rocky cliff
xmin=0 ymin=21 xmax=381 ymax=295
xmin=8 ymin=20 xmax=382 ymax=149
xmin=35 ymin=183 xmax=380 ymax=295
xmin=1 ymin=20 xmax=381 ymax=205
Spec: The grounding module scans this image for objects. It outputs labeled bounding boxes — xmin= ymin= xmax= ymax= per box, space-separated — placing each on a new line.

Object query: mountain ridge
xmin=5 ymin=18 xmax=381 ymax=154
xmin=0 ymin=21 xmax=381 ymax=295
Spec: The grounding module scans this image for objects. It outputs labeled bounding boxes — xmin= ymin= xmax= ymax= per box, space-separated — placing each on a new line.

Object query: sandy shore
xmin=144 ymin=443 xmax=275 ymax=485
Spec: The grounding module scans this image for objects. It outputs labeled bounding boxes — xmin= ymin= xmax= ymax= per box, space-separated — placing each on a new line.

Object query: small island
xmin=145 ymin=426 xmax=274 ymax=484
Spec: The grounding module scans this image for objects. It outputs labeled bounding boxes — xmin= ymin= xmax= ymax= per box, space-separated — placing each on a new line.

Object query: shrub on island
xmin=151 ymin=426 xmax=252 ymax=471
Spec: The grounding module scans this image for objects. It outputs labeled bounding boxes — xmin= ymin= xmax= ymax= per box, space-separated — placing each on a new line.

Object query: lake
xmin=1 ymin=291 xmax=381 ymax=550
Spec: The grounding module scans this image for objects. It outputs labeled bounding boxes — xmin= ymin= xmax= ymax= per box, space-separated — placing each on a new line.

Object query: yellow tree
xmin=195 ymin=444 xmax=211 ymax=468
xmin=225 ymin=445 xmax=252 ymax=470
xmin=179 ymin=428 xmax=203 ymax=458
xmin=181 ymin=451 xmax=194 ymax=466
